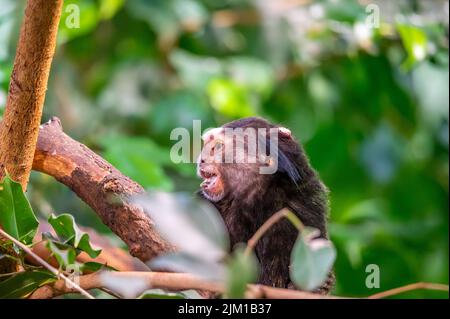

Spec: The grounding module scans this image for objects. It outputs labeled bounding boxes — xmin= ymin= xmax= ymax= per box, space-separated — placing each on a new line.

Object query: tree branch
xmin=28 ymin=270 xmax=449 ymax=300
xmin=32 ymin=117 xmax=175 ymax=262
xmin=245 ymin=209 xmax=290 ymax=256
xmin=245 ymin=208 xmax=303 ymax=256
xmin=28 ymin=270 xmax=338 ymax=299
xmin=0 ymin=0 xmax=63 ymax=190
xmin=368 ymin=282 xmax=449 ymax=299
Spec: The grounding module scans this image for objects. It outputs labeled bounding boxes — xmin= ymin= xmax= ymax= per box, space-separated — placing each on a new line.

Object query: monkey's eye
xmin=212 ymin=140 xmax=224 ymax=151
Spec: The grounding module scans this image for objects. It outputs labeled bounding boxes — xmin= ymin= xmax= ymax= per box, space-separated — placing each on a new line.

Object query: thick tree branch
xmin=0 ymin=0 xmax=63 ymax=190
xmin=32 ymin=117 xmax=175 ymax=262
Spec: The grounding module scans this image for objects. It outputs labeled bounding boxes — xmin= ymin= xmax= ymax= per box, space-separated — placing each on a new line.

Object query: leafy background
xmin=0 ymin=0 xmax=448 ymax=297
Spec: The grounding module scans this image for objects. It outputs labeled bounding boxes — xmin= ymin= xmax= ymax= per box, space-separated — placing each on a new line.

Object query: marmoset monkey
xmin=197 ymin=117 xmax=334 ymax=293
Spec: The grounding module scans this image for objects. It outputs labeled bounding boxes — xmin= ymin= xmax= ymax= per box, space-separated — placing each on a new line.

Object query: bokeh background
xmin=0 ymin=0 xmax=448 ymax=297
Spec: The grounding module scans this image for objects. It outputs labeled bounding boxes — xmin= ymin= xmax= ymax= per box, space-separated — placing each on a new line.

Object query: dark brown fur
xmin=199 ymin=117 xmax=333 ymax=292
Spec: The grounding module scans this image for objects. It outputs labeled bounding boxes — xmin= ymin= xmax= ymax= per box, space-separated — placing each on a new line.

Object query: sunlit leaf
xmin=207 ymin=78 xmax=255 ymax=118
xmin=99 ymin=0 xmax=124 ymax=20
xmin=397 ymin=24 xmax=428 ymax=69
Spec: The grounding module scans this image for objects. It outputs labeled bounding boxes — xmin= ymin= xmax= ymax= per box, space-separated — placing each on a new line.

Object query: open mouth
xmin=199 ymin=167 xmax=219 ymax=191
xmin=198 ymin=167 xmax=224 ymax=202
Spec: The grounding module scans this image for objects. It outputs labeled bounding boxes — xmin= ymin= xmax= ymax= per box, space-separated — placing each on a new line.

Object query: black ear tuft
xmin=278 ymin=149 xmax=301 ymax=186
xmin=259 ymin=134 xmax=300 ymax=186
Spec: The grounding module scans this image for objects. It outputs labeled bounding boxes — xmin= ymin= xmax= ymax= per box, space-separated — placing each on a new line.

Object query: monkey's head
xmin=197 ymin=117 xmax=304 ymax=204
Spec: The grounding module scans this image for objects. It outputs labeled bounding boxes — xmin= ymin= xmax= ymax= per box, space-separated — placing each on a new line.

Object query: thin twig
xmin=245 ymin=208 xmax=304 ymax=256
xmin=368 ymin=282 xmax=449 ymax=299
xmin=0 ymin=228 xmax=95 ymax=299
xmin=284 ymin=210 xmax=304 ymax=232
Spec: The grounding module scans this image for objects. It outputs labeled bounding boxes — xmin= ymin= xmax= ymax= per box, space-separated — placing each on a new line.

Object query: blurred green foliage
xmin=0 ymin=0 xmax=448 ymax=297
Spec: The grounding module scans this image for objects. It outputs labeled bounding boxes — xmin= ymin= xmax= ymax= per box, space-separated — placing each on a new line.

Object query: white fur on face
xmin=278 ymin=126 xmax=291 ymax=137
xmin=201 ymin=188 xmax=225 ymax=202
xmin=202 ymin=127 xmax=224 ymax=143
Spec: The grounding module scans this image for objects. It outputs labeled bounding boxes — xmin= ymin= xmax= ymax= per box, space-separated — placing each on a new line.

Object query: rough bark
xmin=32 ymin=117 xmax=175 ymax=262
xmin=0 ymin=0 xmax=63 ymax=190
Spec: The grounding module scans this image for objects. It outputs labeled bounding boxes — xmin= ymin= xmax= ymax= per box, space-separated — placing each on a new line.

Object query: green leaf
xmin=225 ymin=246 xmax=258 ymax=298
xmin=138 ymin=289 xmax=187 ymax=299
xmin=79 ymin=261 xmax=116 ymax=273
xmin=48 ymin=214 xmax=101 ymax=258
xmin=397 ymin=24 xmax=428 ymax=70
xmin=290 ymin=227 xmax=336 ymax=291
xmin=207 ymin=78 xmax=255 ymax=118
xmin=45 ymin=240 xmax=76 ymax=268
xmin=99 ymin=0 xmax=124 ymax=20
xmin=0 ymin=176 xmax=39 ymax=245
xmin=0 ymin=270 xmax=56 ymax=298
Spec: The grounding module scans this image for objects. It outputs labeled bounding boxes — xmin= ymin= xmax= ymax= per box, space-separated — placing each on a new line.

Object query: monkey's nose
xmin=196 ymin=153 xmax=205 ymax=165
